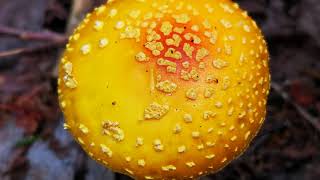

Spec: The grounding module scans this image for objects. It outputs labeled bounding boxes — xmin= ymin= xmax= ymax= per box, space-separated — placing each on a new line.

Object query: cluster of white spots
xmin=220 ymin=19 xmax=232 ymax=29
xmin=59 ymin=99 xmax=66 ymax=109
xmin=162 ymin=165 xmax=176 ymax=171
xmin=155 ymin=80 xmax=177 ymax=93
xmin=146 ymin=30 xmax=161 ymax=41
xmin=63 ymin=123 xmax=70 ymax=130
xmin=136 ymin=137 xmax=144 ymax=147
xmin=192 ymin=131 xmax=200 ymax=138
xmin=238 ymin=111 xmax=246 ymax=119
xmin=172 ymin=14 xmax=191 ymax=24
xmin=215 ymin=101 xmax=223 ymax=108
xmin=178 ymin=145 xmax=186 ymax=153
xmin=125 ymin=156 xmax=132 ymax=162
xmin=62 ymin=60 xmax=77 ymax=89
xmin=157 ymin=58 xmax=176 ymax=67
xmin=205 ymin=154 xmax=215 ymax=159
xmin=153 ymin=139 xmax=164 ymax=151
xmin=183 ymin=113 xmax=193 ymax=123
xmin=82 ymin=13 xmax=91 ymax=25
xmin=228 ymin=106 xmax=234 ymax=116
xmin=224 ymin=44 xmax=232 ymax=55
xmin=80 ymin=44 xmax=91 ymax=55
xmin=183 ymin=43 xmax=195 ymax=58
xmin=189 ymin=68 xmax=200 ymax=81
xmin=221 ymin=157 xmax=228 ymax=163
xmin=219 ymin=3 xmax=235 ymax=14
xmin=173 ymin=123 xmax=182 ymax=134
xmin=186 ymin=161 xmax=196 ymax=168
xmin=167 ymin=65 xmax=177 ymax=73
xmin=180 ymin=70 xmax=190 ymax=81
xmin=95 ymin=5 xmax=106 ymax=15
xmin=186 ymin=88 xmax=198 ymax=100
xmin=184 ymin=33 xmax=201 ymax=44
xmin=203 ymin=111 xmax=216 ymax=120
xmin=165 ymin=48 xmax=182 ymax=59
xmin=99 ymin=38 xmax=109 ymax=48
xmin=166 ymin=34 xmax=182 ymax=47
xmin=205 ymin=74 xmax=217 ymax=84
xmin=125 ymin=168 xmax=134 ymax=175
xmin=65 ymin=43 xmax=74 ymax=53
xmin=222 ymin=76 xmax=231 ymax=90
xmin=79 ymin=124 xmax=89 ymax=134
xmin=144 ymin=102 xmax=169 ymax=120
xmin=245 ymin=131 xmax=251 ymax=140
xmin=144 ymin=41 xmax=164 ymax=56
xmin=242 ymin=24 xmax=251 ymax=33
xmin=135 ymin=52 xmax=149 ymax=62
xmin=204 ymin=30 xmax=218 ymax=44
xmin=129 ymin=9 xmax=225 ymax=96
xmin=160 ymin=21 xmax=173 ymax=35
xmin=204 ymin=87 xmax=214 ymax=98
xmin=173 ymin=27 xmax=184 ymax=34
xmin=62 ymin=60 xmax=72 ymax=74
xmin=197 ymin=144 xmax=204 ymax=150
xmin=212 ymin=58 xmax=229 ymax=69
xmin=230 ymin=135 xmax=237 ymax=141
xmin=206 ymin=141 xmax=215 ymax=147
xmin=120 ymin=26 xmax=141 ymax=41
xmin=94 ymin=20 xmax=104 ymax=31
xmin=115 ymin=21 xmax=125 ymax=29
xmin=108 ymin=8 xmax=118 ymax=17
xmin=72 ymin=33 xmax=80 ymax=41
xmin=202 ymin=19 xmax=212 ymax=29
xmin=196 ymin=48 xmax=209 ymax=61
xmin=191 ymin=25 xmax=199 ymax=32
xmin=157 ymin=58 xmax=177 ymax=73
xmin=102 ymin=120 xmax=125 ymax=141
xmin=77 ymin=137 xmax=84 ymax=144
xmin=138 ymin=159 xmax=146 ymax=167
xmin=100 ymin=144 xmax=112 ymax=157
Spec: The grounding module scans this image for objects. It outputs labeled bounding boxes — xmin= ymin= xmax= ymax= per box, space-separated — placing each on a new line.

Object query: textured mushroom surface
xmin=58 ymin=0 xmax=270 ymax=179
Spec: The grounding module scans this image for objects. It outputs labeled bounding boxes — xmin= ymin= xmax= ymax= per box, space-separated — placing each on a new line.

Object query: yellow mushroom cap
xmin=58 ymin=0 xmax=270 ymax=179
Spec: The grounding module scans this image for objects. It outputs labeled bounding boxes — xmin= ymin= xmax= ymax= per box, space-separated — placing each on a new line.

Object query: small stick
xmin=0 ymin=25 xmax=67 ymax=58
xmin=271 ymin=82 xmax=320 ymax=133
xmin=0 ymin=25 xmax=67 ymax=43
xmin=0 ymin=42 xmax=65 ymax=58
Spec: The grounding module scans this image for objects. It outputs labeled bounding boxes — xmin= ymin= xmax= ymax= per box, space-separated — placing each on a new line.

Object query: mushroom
xmin=58 ymin=0 xmax=270 ymax=179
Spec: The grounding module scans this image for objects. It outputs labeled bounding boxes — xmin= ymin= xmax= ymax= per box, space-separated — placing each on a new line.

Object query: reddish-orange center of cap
xmin=139 ymin=16 xmax=215 ymax=83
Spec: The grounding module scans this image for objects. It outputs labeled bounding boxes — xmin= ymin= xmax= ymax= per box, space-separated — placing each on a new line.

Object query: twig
xmin=271 ymin=82 xmax=320 ymax=133
xmin=0 ymin=25 xmax=67 ymax=43
xmin=0 ymin=42 xmax=65 ymax=58
xmin=0 ymin=25 xmax=67 ymax=58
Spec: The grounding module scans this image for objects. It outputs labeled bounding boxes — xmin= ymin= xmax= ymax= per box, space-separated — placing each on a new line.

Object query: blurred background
xmin=0 ymin=0 xmax=319 ymax=179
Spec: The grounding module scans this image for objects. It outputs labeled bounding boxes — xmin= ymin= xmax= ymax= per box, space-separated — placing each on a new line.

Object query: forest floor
xmin=0 ymin=0 xmax=319 ymax=179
